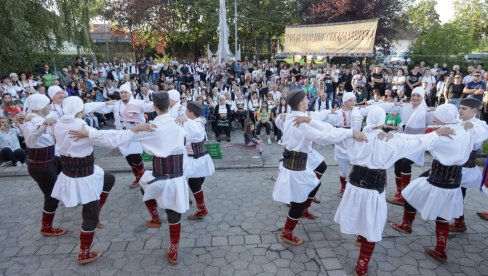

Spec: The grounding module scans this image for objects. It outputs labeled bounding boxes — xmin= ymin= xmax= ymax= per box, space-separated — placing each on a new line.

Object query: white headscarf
xmin=402 ymin=87 xmax=428 ymax=130
xmin=119 ymin=82 xmax=132 ymax=95
xmin=434 ymin=103 xmax=459 ymax=124
xmin=343 ymin=92 xmax=355 ymax=103
xmin=62 ymin=96 xmax=84 ymax=120
xmin=28 ymin=93 xmax=50 ymax=111
xmin=168 ymin=89 xmax=180 ymax=103
xmin=363 ymin=106 xmax=386 ymax=132
xmin=48 ymin=85 xmax=63 ymax=99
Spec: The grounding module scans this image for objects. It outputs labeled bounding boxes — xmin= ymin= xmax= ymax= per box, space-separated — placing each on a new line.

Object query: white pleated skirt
xmin=139 ymin=171 xmax=190 ymax=214
xmin=51 ymin=165 xmax=104 ymax=208
xmin=334 ymin=183 xmax=387 ymax=242
xmin=402 ymin=177 xmax=463 ymax=221
xmin=307 ymin=149 xmax=325 ymax=171
xmin=273 ymin=164 xmax=320 ymax=204
xmin=184 ymin=154 xmax=215 ymax=178
xmin=461 ymin=167 xmax=482 ymax=190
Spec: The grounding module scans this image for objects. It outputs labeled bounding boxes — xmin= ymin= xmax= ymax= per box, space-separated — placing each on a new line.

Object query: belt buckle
xmin=359 ymin=180 xmax=368 ymax=187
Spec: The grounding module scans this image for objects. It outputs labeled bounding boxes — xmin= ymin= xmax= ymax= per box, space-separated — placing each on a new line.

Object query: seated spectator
xmin=314 ymin=93 xmax=330 ymax=111
xmin=0 ymin=117 xmax=26 ymax=166
xmin=214 ymin=95 xmax=232 ymax=142
xmin=255 ymin=101 xmax=272 ymax=144
xmin=82 ymin=98 xmax=100 ymax=129
xmin=244 ymin=123 xmax=263 ymax=156
xmin=1 ymin=93 xmax=22 ymax=118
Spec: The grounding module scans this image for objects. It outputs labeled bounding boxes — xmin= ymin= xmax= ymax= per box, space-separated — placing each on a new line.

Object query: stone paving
xmin=1 ymin=150 xmax=488 ymax=275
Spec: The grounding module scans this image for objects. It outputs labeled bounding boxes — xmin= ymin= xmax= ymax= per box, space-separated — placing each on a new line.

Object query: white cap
xmin=62 ymin=96 xmax=84 ymax=120
xmin=343 ymin=92 xmax=356 ymax=103
xmin=119 ymin=82 xmax=132 ymax=94
xmin=48 ymin=85 xmax=63 ymax=99
xmin=168 ymin=89 xmax=180 ymax=102
xmin=27 ymin=93 xmax=50 ymax=111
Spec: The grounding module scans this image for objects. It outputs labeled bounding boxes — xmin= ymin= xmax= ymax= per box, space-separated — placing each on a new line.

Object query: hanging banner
xmin=284 ymin=19 xmax=378 ymax=56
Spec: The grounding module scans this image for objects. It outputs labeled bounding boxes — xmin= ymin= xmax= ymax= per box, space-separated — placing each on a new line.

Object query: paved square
xmin=1 ymin=143 xmax=488 ymax=275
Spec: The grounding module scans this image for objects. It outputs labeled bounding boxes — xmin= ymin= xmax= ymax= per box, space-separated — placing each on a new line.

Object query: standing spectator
xmin=0 ymin=117 xmax=26 ymax=166
xmin=464 ymin=71 xmax=486 ymax=101
xmin=340 ymin=68 xmax=353 ymax=92
xmin=75 ymin=56 xmax=88 ymax=78
xmin=324 ymin=70 xmax=334 ymax=106
xmin=405 ymin=66 xmax=422 ymax=98
xmin=138 ymin=57 xmax=148 ymax=84
xmin=352 ymin=70 xmax=366 ymax=91
xmin=371 ymin=66 xmax=385 ymax=96
xmin=391 ymin=69 xmax=405 ymax=93
xmin=445 ymin=74 xmax=464 ymax=107
xmin=421 ymin=68 xmax=436 ymax=105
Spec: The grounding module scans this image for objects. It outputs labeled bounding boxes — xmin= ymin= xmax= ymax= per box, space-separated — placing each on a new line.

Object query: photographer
xmin=0 ymin=116 xmax=26 ymax=167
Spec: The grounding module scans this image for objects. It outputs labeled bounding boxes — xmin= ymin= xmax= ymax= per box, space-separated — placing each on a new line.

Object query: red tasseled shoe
xmin=280 ymin=216 xmax=304 ymax=245
xmin=77 ymin=231 xmax=102 ymax=264
xmin=40 ymin=211 xmax=67 ymax=237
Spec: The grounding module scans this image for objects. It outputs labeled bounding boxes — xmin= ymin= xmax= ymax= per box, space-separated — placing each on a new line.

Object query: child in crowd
xmin=244 ymin=123 xmax=263 ymax=156
xmin=383 ymin=109 xmax=402 ymax=132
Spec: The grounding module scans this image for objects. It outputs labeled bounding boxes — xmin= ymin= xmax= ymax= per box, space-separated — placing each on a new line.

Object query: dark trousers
xmin=82 ymin=200 xmax=100 ymax=231
xmin=188 ymin=177 xmax=205 ymax=193
xmin=256 ymin=121 xmax=271 ymax=135
xmin=0 ymin=147 xmax=26 ymax=164
xmin=28 ymin=157 xmax=62 ymax=213
xmin=288 ymin=184 xmax=321 ymax=219
xmin=215 ymin=125 xmax=231 ymax=138
xmin=394 ymin=158 xmax=414 ymax=177
xmin=125 ymin=154 xmax=143 ymax=167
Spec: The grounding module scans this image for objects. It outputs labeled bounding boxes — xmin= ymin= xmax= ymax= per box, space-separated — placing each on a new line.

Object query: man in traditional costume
xmin=273 ymin=90 xmax=367 ymax=245
xmin=389 ymin=104 xmax=476 ymax=261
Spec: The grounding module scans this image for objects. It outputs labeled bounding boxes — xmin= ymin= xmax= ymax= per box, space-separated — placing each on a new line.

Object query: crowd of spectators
xmin=0 ymin=55 xmax=486 ymax=166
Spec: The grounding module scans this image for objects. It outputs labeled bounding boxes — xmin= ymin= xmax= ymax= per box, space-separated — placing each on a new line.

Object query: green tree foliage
xmin=452 ymin=0 xmax=488 ymax=45
xmin=409 ymin=0 xmax=488 ymax=66
xmin=0 ymin=0 xmax=64 ymax=74
xmin=402 ymin=0 xmax=440 ymax=34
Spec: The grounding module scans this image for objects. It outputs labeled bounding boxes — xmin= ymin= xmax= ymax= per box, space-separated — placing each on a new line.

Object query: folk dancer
xmin=21 ymin=94 xmax=66 ymax=236
xmin=387 ymin=87 xmax=434 ymax=206
xmin=73 ymin=92 xmax=189 ymax=264
xmin=450 ymin=98 xmax=488 ymax=231
xmin=273 ymin=90 xmax=367 ymax=245
xmin=389 ymin=104 xmax=476 ymax=261
xmin=50 ymin=96 xmax=140 ymax=264
xmin=332 ymin=106 xmax=450 ymax=276
xmin=177 ymin=101 xmax=215 ymax=219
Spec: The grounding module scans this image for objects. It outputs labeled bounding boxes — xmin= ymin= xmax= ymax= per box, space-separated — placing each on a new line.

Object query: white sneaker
xmin=0 ymin=161 xmax=13 ymax=167
xmin=277 ymin=140 xmax=282 ymax=145
xmin=267 ymin=138 xmax=272 ymax=145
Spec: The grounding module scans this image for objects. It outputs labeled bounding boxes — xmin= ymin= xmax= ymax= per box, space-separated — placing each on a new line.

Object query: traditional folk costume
xmin=88 ymin=108 xmax=189 ymax=265
xmin=21 ymin=94 xmax=66 ymax=236
xmin=390 ymin=104 xmax=475 ymax=262
xmin=334 ymin=106 xmax=440 ymax=276
xmin=182 ymin=102 xmax=215 ymax=220
xmin=51 ymin=97 xmax=115 ymax=264
xmin=451 ymin=98 xmax=488 ymax=231
xmin=478 ymin=158 xmax=488 ymax=220
xmin=387 ymin=87 xmax=434 ymax=206
xmin=273 ymin=90 xmax=354 ymax=245
xmin=97 ymin=83 xmax=154 ymax=189
xmin=317 ymin=92 xmax=368 ymax=197
xmin=168 ymin=89 xmax=186 ymax=118
xmin=47 ymin=85 xmax=107 ymax=121
xmin=275 ymin=112 xmax=328 ymax=220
